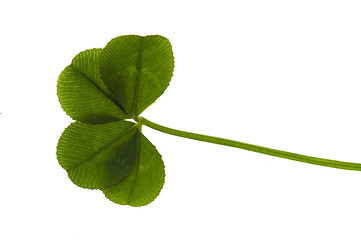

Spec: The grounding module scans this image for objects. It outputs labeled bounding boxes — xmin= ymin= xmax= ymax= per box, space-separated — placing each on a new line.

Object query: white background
xmin=1 ymin=0 xmax=361 ymax=239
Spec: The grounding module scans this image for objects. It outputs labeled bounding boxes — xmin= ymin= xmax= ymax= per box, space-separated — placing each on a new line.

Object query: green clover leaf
xmin=58 ymin=48 xmax=129 ymax=124
xmin=100 ymin=35 xmax=174 ymax=117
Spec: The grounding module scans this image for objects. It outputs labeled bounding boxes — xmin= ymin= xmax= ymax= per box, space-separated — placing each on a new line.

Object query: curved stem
xmin=136 ymin=116 xmax=361 ymax=171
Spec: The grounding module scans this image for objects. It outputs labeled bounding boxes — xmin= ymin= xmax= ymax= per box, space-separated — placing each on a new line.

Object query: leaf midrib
xmin=70 ymin=65 xmax=129 ymax=117
xmin=67 ymin=124 xmax=136 ymax=171
xmin=131 ymin=37 xmax=144 ymax=117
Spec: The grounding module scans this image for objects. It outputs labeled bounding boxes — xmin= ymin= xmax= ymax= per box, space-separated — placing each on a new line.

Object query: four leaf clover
xmin=57 ymin=35 xmax=174 ymax=206
xmin=57 ymin=34 xmax=361 ymax=207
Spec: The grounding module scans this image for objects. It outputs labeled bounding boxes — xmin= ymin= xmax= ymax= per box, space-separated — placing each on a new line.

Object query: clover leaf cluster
xmin=57 ymin=35 xmax=174 ymax=206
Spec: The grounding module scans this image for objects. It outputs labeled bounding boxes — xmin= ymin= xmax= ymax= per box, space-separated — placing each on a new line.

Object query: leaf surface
xmin=57 ymin=121 xmax=137 ymax=189
xmin=102 ymin=132 xmax=165 ymax=207
xmin=100 ymin=35 xmax=174 ymax=117
xmin=57 ymin=49 xmax=129 ymax=124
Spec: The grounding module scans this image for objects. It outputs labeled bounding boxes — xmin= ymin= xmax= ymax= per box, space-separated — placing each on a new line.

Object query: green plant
xmin=57 ymin=35 xmax=361 ymax=207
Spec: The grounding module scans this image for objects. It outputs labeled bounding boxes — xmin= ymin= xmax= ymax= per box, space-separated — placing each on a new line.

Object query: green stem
xmin=136 ymin=116 xmax=361 ymax=171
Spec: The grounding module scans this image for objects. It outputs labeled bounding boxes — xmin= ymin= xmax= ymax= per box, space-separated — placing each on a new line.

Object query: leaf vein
xmin=131 ymin=37 xmax=144 ymax=117
xmin=67 ymin=126 xmax=136 ymax=171
xmin=70 ymin=65 xmax=128 ymax=117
